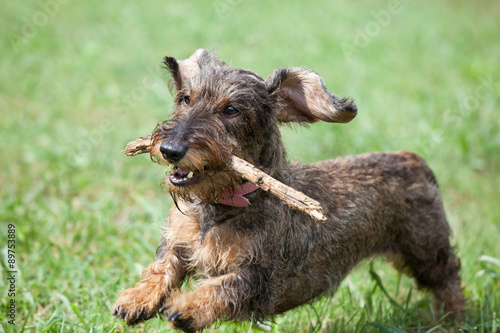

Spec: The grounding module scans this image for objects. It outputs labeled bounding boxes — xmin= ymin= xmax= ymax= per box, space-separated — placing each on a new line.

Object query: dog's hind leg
xmin=391 ymin=185 xmax=465 ymax=318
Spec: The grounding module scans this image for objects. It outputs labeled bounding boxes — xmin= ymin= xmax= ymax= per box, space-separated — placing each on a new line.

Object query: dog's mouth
xmin=169 ymin=165 xmax=209 ymax=186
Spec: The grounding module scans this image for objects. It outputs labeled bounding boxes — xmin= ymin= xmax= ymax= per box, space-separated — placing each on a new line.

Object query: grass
xmin=1 ymin=0 xmax=499 ymax=332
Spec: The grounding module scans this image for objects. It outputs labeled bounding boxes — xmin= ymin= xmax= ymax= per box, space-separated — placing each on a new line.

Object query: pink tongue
xmin=216 ymin=182 xmax=260 ymax=207
xmin=176 ymin=167 xmax=190 ymax=175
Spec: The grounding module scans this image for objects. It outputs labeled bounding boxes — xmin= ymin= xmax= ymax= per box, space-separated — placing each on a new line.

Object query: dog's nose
xmin=160 ymin=141 xmax=188 ymax=163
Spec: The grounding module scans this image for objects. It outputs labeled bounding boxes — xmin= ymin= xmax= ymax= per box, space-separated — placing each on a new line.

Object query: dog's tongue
xmin=217 ymin=182 xmax=259 ymax=207
xmin=176 ymin=167 xmax=190 ymax=176
xmin=216 ymin=170 xmax=270 ymax=207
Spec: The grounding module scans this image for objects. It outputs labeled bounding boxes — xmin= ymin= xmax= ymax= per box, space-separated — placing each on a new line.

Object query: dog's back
xmin=280 ymin=151 xmax=464 ymax=315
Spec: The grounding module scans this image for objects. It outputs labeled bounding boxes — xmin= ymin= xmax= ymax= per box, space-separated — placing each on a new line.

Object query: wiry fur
xmin=112 ymin=49 xmax=464 ymax=332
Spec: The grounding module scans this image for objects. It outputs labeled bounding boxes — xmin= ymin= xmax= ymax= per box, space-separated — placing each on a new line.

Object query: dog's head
xmin=151 ymin=49 xmax=357 ymax=204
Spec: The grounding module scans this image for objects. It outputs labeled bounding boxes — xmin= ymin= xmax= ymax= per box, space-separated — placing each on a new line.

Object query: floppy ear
xmin=265 ymin=67 xmax=357 ymax=123
xmin=162 ymin=48 xmax=208 ymax=91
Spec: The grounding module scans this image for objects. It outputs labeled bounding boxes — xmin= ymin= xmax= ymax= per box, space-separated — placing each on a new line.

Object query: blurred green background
xmin=1 ymin=0 xmax=499 ymax=332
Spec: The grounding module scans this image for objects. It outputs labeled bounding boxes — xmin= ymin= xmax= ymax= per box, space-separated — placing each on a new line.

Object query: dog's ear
xmin=162 ymin=49 xmax=208 ymax=91
xmin=265 ymin=67 xmax=357 ymax=124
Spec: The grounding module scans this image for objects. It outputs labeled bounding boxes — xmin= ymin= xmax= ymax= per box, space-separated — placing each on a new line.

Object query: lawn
xmin=1 ymin=0 xmax=499 ymax=332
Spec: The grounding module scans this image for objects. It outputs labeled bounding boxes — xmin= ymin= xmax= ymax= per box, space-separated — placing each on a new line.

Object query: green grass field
xmin=1 ymin=0 xmax=499 ymax=332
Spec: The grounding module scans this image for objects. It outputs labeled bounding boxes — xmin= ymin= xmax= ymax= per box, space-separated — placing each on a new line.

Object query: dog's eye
xmin=181 ymin=95 xmax=191 ymax=106
xmin=223 ymin=106 xmax=240 ymax=117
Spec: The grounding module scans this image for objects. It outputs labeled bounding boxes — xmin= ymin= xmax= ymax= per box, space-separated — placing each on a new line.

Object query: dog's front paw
xmin=112 ymin=281 xmax=166 ymax=325
xmin=167 ymin=311 xmax=195 ymax=333
xmin=112 ymin=303 xmax=158 ymax=326
xmin=164 ymin=293 xmax=220 ymax=332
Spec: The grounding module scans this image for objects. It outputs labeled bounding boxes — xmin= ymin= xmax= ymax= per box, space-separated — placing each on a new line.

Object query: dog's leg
xmin=400 ymin=244 xmax=464 ymax=317
xmin=112 ymin=248 xmax=187 ymax=325
xmin=393 ymin=187 xmax=465 ymax=319
xmin=165 ymin=270 xmax=268 ymax=332
xmin=426 ymin=250 xmax=465 ymax=317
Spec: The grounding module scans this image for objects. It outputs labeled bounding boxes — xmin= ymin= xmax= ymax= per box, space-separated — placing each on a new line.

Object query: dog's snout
xmin=160 ymin=141 xmax=188 ymax=163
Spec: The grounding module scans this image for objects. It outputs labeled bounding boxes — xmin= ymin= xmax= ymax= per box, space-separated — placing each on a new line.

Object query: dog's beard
xmin=151 ymin=123 xmax=246 ymax=206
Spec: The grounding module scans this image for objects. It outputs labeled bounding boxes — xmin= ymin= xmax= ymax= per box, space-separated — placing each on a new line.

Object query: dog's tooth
xmin=187 ymin=171 xmax=194 ymax=179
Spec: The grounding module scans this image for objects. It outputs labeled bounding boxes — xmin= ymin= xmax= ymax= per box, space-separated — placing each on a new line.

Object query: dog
xmin=112 ymin=49 xmax=464 ymax=332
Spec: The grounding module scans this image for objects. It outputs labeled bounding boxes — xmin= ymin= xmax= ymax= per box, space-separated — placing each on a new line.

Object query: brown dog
xmin=112 ymin=49 xmax=464 ymax=332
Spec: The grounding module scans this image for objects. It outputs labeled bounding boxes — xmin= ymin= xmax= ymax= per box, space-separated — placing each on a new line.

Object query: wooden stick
xmin=124 ymin=135 xmax=327 ymax=222
xmin=229 ymin=156 xmax=327 ymax=221
xmin=125 ymin=136 xmax=152 ymax=156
